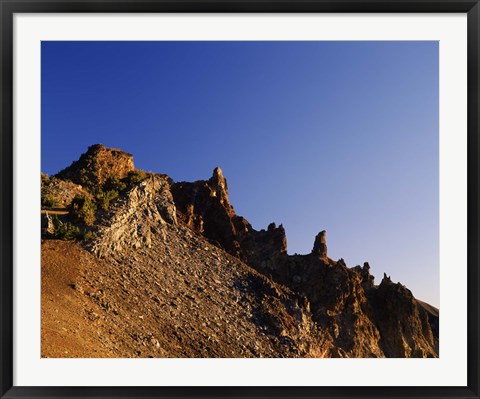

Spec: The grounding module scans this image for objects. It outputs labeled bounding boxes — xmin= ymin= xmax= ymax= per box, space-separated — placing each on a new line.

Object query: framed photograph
xmin=1 ymin=1 xmax=479 ymax=398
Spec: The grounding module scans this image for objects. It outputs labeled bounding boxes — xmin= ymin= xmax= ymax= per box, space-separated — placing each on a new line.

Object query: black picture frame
xmin=1 ymin=1 xmax=479 ymax=398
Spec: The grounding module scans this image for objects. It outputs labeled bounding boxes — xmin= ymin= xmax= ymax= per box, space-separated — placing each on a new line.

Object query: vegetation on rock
xmin=50 ymin=215 xmax=81 ymax=241
xmin=68 ymin=195 xmax=97 ymax=226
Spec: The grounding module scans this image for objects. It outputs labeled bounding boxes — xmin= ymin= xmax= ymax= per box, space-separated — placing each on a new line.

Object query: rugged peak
xmin=381 ymin=272 xmax=392 ymax=285
xmin=42 ymin=145 xmax=440 ymax=359
xmin=55 ymin=144 xmax=135 ymax=189
xmin=352 ymin=262 xmax=375 ymax=291
xmin=86 ymin=143 xmax=107 ymax=154
xmin=312 ymin=230 xmax=328 ymax=258
xmin=209 ymin=167 xmax=228 ymax=195
xmin=212 ymin=166 xmax=224 ymax=180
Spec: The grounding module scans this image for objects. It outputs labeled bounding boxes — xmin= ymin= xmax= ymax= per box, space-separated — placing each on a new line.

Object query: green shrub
xmin=95 ymin=189 xmax=119 ymax=211
xmin=78 ymin=168 xmax=91 ymax=188
xmin=68 ymin=195 xmax=96 ymax=226
xmin=103 ymin=176 xmax=127 ymax=192
xmin=125 ymin=170 xmax=147 ymax=185
xmin=41 ymin=173 xmax=49 ymax=186
xmin=41 ymin=193 xmax=59 ymax=208
xmin=51 ymin=215 xmax=81 ymax=240
xmin=82 ymin=230 xmax=97 ymax=242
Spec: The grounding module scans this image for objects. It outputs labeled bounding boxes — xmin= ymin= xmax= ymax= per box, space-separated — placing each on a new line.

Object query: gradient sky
xmin=41 ymin=41 xmax=439 ymax=307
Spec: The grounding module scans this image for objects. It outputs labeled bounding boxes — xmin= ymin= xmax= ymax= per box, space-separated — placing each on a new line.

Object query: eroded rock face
xmin=312 ymin=230 xmax=328 ymax=258
xmin=241 ymin=223 xmax=288 ymax=270
xmin=372 ymin=276 xmax=438 ymax=357
xmin=42 ymin=146 xmax=439 ymax=358
xmin=239 ymin=234 xmax=438 ymax=357
xmin=171 ymin=168 xmax=290 ymax=266
xmin=56 ymin=144 xmax=135 ymax=189
xmin=168 ymin=167 xmax=439 ymax=358
xmin=171 ymin=167 xmax=253 ymax=259
xmin=91 ymin=175 xmax=177 ymax=258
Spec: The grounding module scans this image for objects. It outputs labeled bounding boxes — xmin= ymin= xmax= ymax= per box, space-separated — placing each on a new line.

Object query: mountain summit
xmin=41 ymin=144 xmax=439 ymax=358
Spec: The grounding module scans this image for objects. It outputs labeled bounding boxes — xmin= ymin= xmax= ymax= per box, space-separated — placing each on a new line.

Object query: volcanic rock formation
xmin=41 ymin=144 xmax=439 ymax=358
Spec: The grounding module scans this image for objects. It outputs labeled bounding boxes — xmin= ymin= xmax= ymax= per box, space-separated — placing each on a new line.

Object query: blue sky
xmin=42 ymin=41 xmax=439 ymax=307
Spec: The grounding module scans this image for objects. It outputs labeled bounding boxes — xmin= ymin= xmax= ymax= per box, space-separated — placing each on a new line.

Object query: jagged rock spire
xmin=209 ymin=167 xmax=231 ymax=206
xmin=212 ymin=166 xmax=223 ymax=179
xmin=312 ymin=230 xmax=328 ymax=258
xmin=210 ymin=167 xmax=227 ymax=190
xmin=381 ymin=272 xmax=392 ymax=285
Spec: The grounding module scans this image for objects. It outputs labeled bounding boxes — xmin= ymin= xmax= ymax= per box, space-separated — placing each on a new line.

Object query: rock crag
xmin=91 ymin=175 xmax=177 ymax=258
xmin=56 ymin=144 xmax=135 ymax=189
xmin=41 ymin=144 xmax=439 ymax=358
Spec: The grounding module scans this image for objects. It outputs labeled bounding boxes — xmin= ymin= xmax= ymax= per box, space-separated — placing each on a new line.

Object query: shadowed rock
xmin=312 ymin=230 xmax=328 ymax=258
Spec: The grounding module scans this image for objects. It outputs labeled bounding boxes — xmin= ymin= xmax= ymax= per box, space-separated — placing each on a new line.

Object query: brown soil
xmin=41 ymin=237 xmax=331 ymax=358
xmin=41 ymin=240 xmax=113 ymax=357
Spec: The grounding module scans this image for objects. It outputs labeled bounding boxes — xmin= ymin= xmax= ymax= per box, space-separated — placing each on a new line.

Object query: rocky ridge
xmin=41 ymin=144 xmax=439 ymax=358
xmin=55 ymin=144 xmax=135 ymax=189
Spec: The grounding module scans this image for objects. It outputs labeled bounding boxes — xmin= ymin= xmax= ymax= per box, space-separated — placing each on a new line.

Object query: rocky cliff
xmin=55 ymin=144 xmax=135 ymax=189
xmin=41 ymin=144 xmax=439 ymax=358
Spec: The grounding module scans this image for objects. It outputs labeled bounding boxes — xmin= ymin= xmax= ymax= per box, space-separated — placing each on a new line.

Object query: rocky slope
xmin=41 ymin=144 xmax=439 ymax=358
xmin=41 ymin=174 xmax=92 ymax=208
